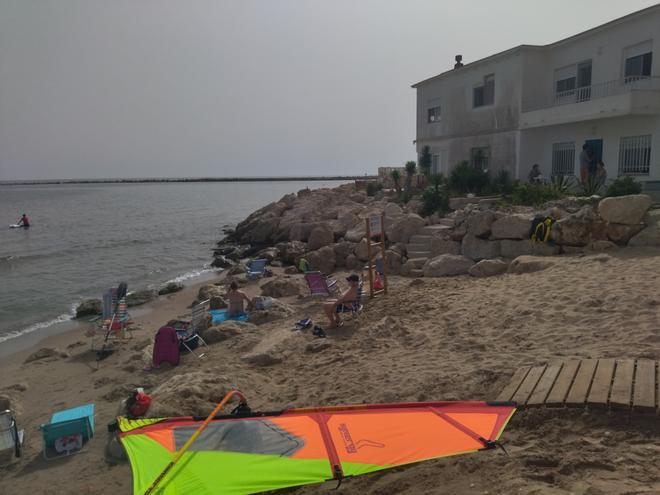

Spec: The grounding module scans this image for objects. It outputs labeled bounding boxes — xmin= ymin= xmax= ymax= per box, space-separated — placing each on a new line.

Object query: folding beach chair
xmin=89 ymin=285 xmax=133 ymax=354
xmin=40 ymin=403 xmax=94 ymax=460
xmin=245 ymin=259 xmax=267 ymax=280
xmin=336 ymin=283 xmax=364 ymax=322
xmin=171 ymin=299 xmax=209 ymax=358
xmin=304 ymin=271 xmax=339 ymax=297
xmin=0 ymin=409 xmax=24 ymax=460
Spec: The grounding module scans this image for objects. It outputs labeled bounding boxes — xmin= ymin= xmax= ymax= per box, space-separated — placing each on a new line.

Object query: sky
xmin=0 ymin=0 xmax=658 ymax=180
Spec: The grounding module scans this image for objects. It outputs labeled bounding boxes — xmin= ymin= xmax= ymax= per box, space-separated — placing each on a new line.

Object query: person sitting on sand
xmin=226 ymin=281 xmax=252 ymax=317
xmin=323 ymin=274 xmax=360 ymax=328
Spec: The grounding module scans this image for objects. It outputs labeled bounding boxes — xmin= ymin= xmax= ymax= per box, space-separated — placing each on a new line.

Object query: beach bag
xmin=529 ymin=216 xmax=553 ymax=243
xmin=126 ymin=390 xmax=152 ymax=418
xmin=152 ymin=326 xmax=180 ymax=367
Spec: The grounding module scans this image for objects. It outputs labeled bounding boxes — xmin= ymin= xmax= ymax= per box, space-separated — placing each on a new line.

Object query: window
xmin=552 ymin=142 xmax=575 ymax=176
xmin=625 ymin=52 xmax=653 ymax=80
xmin=618 ymin=135 xmax=651 ymax=176
xmin=427 ymin=105 xmax=441 ymax=123
xmin=432 ymin=154 xmax=441 ymax=174
xmin=556 ymin=77 xmax=576 ymax=94
xmin=470 ymin=147 xmax=490 ymax=170
xmin=473 ymin=74 xmax=494 ymax=108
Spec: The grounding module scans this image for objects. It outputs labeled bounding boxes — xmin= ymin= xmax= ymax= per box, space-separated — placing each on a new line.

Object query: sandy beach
xmin=1 ymin=247 xmax=659 ymax=495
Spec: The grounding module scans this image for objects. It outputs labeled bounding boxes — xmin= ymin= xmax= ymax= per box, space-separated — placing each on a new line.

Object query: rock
xmin=468 ymin=259 xmax=509 ymax=277
xmin=491 ymin=214 xmax=533 ymax=240
xmin=500 ymin=239 xmax=533 ymax=258
xmin=422 ymin=254 xmax=474 ymax=277
xmin=209 ymin=296 xmax=227 ymax=310
xmin=284 ymin=266 xmax=298 ymax=274
xmin=606 ymin=223 xmax=644 ymax=245
xmin=409 ymin=278 xmax=424 ymax=287
xmin=531 ymin=243 xmax=560 ymax=256
xmin=75 ymin=299 xmax=102 ymax=318
xmin=384 ymin=250 xmax=403 ymax=275
xmin=211 ymin=254 xmax=233 ymax=269
xmin=461 ymin=235 xmax=500 ymax=261
xmin=598 ymin=194 xmax=652 ymax=225
xmin=628 ymin=210 xmax=660 ymax=247
xmin=388 ymin=214 xmax=426 ymax=244
xmin=256 ymin=247 xmax=280 ymax=262
xmin=3 ymin=383 xmax=28 ymax=392
xmin=202 ymin=321 xmax=257 ymax=344
xmin=241 ymin=351 xmax=284 ymax=367
xmin=260 ymin=278 xmax=303 ymax=298
xmin=508 ymin=256 xmax=554 ymax=274
xmin=307 ymin=224 xmax=335 ymax=251
xmin=345 ymin=254 xmax=359 ymax=270
xmin=587 ymin=240 xmax=618 ymax=252
xmin=466 ymin=211 xmax=496 ymax=238
xmin=384 ymin=202 xmax=403 ymax=217
xmin=405 ymin=200 xmax=423 ymax=215
xmin=249 ymin=300 xmax=295 ymax=325
xmin=430 ymin=236 xmax=461 ymax=256
xmin=349 ymin=192 xmax=366 ymax=203
xmin=345 ymin=224 xmax=366 ymax=243
xmin=276 ymin=241 xmax=307 ymax=264
xmin=333 ymin=241 xmax=355 ymax=267
xmin=401 ymin=258 xmax=428 ymax=277
xmin=126 ymin=289 xmax=157 ymax=307
xmin=24 ymin=347 xmax=68 ymax=363
xmin=289 ymin=222 xmax=316 ymax=242
xmin=227 ymin=263 xmax=247 ymax=276
xmin=303 ymin=245 xmax=336 ymax=275
xmin=198 ymin=284 xmax=225 ymax=302
xmin=553 ymin=207 xmax=606 ymax=246
xmin=355 ymin=238 xmax=370 ymax=261
xmin=305 ymin=341 xmax=332 ymax=353
xmin=158 ymin=282 xmax=184 ymax=295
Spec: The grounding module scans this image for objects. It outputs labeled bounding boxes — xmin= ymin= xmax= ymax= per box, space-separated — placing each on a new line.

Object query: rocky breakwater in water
xmin=415 ymin=193 xmax=657 ymax=278
xmin=213 ymin=183 xmax=426 ymax=275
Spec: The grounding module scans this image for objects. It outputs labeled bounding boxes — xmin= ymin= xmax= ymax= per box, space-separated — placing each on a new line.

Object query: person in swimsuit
xmin=323 ymin=274 xmax=360 ymax=328
xmin=18 ymin=213 xmax=30 ymax=228
xmin=226 ymin=281 xmax=252 ymax=317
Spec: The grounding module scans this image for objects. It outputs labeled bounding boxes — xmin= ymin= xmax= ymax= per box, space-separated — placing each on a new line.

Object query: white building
xmin=413 ymin=5 xmax=660 ymax=188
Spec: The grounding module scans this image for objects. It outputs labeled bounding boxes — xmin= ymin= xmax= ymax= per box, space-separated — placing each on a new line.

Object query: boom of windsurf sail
xmin=117 ymin=391 xmax=516 ymax=495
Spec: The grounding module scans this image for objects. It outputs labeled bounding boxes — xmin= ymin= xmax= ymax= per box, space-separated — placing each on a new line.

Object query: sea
xmin=0 ymin=180 xmax=348 ymax=351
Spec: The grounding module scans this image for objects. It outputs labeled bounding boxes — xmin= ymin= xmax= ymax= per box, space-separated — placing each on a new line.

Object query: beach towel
xmin=152 ymin=326 xmax=180 ymax=367
xmin=210 ymin=309 xmax=249 ymax=325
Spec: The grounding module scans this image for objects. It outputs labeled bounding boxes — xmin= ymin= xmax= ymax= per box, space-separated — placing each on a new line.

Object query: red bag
xmin=127 ymin=391 xmax=152 ymax=418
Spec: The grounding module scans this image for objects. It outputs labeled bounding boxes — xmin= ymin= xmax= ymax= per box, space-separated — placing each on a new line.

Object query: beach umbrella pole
xmin=143 ymin=389 xmax=248 ymax=495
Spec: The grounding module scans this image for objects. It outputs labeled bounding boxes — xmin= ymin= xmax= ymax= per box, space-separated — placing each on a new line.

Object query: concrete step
xmin=407 ymin=250 xmax=432 ymax=259
xmin=408 ymin=234 xmax=432 ymax=244
xmin=406 ymin=243 xmax=430 ymax=252
xmin=420 ymin=225 xmax=451 ymax=235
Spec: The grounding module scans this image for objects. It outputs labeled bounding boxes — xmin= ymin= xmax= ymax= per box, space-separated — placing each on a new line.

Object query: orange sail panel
xmin=118 ymin=401 xmax=515 ymax=495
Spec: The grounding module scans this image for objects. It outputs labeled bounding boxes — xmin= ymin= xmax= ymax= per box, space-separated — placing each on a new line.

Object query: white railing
xmin=522 ymin=76 xmax=660 ymax=112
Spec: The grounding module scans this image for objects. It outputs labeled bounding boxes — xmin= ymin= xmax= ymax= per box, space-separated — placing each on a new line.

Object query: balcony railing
xmin=522 ymin=76 xmax=660 ymax=112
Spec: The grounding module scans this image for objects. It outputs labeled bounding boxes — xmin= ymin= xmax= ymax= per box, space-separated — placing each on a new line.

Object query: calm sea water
xmin=0 ymin=181 xmax=347 ymax=345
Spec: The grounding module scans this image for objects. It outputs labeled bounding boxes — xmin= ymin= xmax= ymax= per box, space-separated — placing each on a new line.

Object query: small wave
xmin=165 ymin=266 xmax=214 ymax=285
xmin=0 ymin=312 xmax=74 ymax=345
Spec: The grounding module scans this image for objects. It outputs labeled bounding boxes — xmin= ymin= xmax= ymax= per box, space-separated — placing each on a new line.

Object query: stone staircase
xmin=405 ymin=224 xmax=451 ymax=263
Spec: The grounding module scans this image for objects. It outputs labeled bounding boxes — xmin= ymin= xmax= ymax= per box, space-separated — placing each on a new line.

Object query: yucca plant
xmin=550 ymin=174 xmax=574 ymax=196
xmin=390 ymin=169 xmax=402 ymax=196
xmin=579 ymin=175 xmax=604 ymax=197
xmin=404 ymin=161 xmax=417 ymax=192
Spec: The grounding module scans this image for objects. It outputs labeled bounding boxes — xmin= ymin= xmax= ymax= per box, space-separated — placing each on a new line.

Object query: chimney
xmin=454 ymin=54 xmax=464 ymax=69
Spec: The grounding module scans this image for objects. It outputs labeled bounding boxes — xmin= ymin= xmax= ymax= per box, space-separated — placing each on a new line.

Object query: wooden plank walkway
xmin=497 ymin=359 xmax=659 ymax=412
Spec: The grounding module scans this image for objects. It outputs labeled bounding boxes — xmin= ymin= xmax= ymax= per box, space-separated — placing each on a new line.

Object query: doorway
xmin=584 ymin=139 xmax=603 ymax=163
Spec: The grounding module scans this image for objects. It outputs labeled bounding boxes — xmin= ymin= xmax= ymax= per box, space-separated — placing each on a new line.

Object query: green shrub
xmin=510 ymin=181 xmax=562 ymax=206
xmin=449 ymin=161 xmax=491 ymax=195
xmin=550 ymin=174 xmax=574 ymax=196
xmin=492 ymin=169 xmax=513 ymax=195
xmin=366 ymin=181 xmax=383 ymax=197
xmin=420 ymin=174 xmax=449 ymax=216
xmin=419 ymin=146 xmax=432 ymax=177
xmin=578 ymin=175 xmax=604 ymax=197
xmin=606 ymin=176 xmax=642 ymax=197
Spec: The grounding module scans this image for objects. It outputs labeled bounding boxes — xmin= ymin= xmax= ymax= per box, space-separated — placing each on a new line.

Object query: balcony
xmin=521 ymin=77 xmax=660 ymax=129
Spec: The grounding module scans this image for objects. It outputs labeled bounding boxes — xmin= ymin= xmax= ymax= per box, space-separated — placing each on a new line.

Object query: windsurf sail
xmin=117 ymin=391 xmax=515 ymax=495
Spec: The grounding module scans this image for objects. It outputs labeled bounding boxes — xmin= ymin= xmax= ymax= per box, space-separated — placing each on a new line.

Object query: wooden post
xmin=380 ymin=212 xmax=388 ymax=295
xmin=365 ymin=217 xmax=374 ymax=298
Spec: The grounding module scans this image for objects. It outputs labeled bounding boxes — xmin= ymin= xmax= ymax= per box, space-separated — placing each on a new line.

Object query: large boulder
xmin=249 ymin=299 xmax=295 ymax=325
xmin=158 ymin=282 xmax=184 ymax=295
xmin=508 ymin=256 xmax=555 ymax=274
xmin=606 ymin=223 xmax=645 ymax=245
xmin=209 ymin=296 xmax=227 ymax=310
xmin=598 ymin=194 xmax=652 ymax=225
xmin=384 ymin=202 xmax=403 ymax=217
xmin=260 ymin=278 xmax=303 ymax=298
xmin=345 ymin=224 xmax=367 ymax=243
xmin=126 ymin=289 xmax=157 ymax=307
xmin=466 ymin=211 xmax=497 ymax=238
xmin=628 ymin=210 xmax=660 ymax=247
xmin=461 ymin=235 xmax=500 ymax=261
xmin=289 ymin=222 xmax=316 ymax=242
xmin=430 ymin=236 xmax=461 ymax=256
xmin=197 ymin=284 xmax=225 ymax=302
xmin=256 ymin=247 xmax=279 ymax=262
xmin=333 ymin=241 xmax=355 ymax=267
xmin=468 ymin=259 xmax=509 ymax=277
xmin=552 ymin=207 xmax=606 ymax=246
xmin=240 ymin=217 xmax=280 ymax=244
xmin=345 ymin=254 xmax=359 ymax=270
xmin=491 ymin=214 xmax=533 ymax=240
xmin=384 ymin=250 xmax=403 ymax=275
xmin=388 ymin=214 xmax=426 ymax=244
xmin=276 ymin=241 xmax=307 ymax=264
xmin=75 ymin=299 xmax=102 ymax=318
xmin=303 ymin=245 xmax=336 ymax=275
xmin=423 ymin=254 xmax=474 ymax=277
xmin=307 ymin=224 xmax=335 ymax=251
xmin=400 ymin=257 xmax=427 ymax=277
xmin=500 ymin=240 xmax=559 ymax=258
xmin=355 ymin=238 xmax=370 ymax=261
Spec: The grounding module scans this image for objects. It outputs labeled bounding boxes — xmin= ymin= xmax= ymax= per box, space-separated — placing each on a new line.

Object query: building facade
xmin=413 ymin=5 xmax=660 ymax=186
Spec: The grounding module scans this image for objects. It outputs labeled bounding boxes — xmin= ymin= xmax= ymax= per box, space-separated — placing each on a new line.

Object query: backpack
xmin=529 ymin=216 xmax=554 ymax=243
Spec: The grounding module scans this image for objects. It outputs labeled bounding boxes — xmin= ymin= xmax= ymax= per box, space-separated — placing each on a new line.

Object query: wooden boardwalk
xmin=497 ymin=359 xmax=659 ymax=412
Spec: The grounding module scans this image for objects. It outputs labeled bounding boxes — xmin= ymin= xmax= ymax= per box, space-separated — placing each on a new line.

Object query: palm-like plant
xmin=579 ymin=175 xmax=603 ymax=197
xmin=419 ymin=146 xmax=432 ymax=177
xmin=390 ymin=169 xmax=402 ymax=195
xmin=404 ymin=161 xmax=417 ymax=192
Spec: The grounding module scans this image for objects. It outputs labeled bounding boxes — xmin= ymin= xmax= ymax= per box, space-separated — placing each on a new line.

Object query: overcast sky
xmin=0 ymin=0 xmax=657 ymax=180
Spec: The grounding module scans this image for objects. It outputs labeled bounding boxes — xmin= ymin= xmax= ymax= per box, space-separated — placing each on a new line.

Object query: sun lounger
xmin=40 ymin=403 xmax=94 ymax=460
xmin=245 ymin=259 xmax=267 ymax=280
xmin=304 ymin=271 xmax=339 ymax=297
xmin=0 ymin=409 xmax=24 ymax=460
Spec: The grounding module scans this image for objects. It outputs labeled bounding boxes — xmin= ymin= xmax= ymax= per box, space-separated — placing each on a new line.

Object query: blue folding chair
xmin=40 ymin=404 xmax=94 ymax=460
xmin=245 ymin=259 xmax=267 ymax=280
xmin=336 ymin=283 xmax=364 ymax=322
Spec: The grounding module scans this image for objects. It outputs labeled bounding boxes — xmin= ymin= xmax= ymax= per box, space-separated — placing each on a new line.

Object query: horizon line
xmin=0 ymin=175 xmax=378 ymax=185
